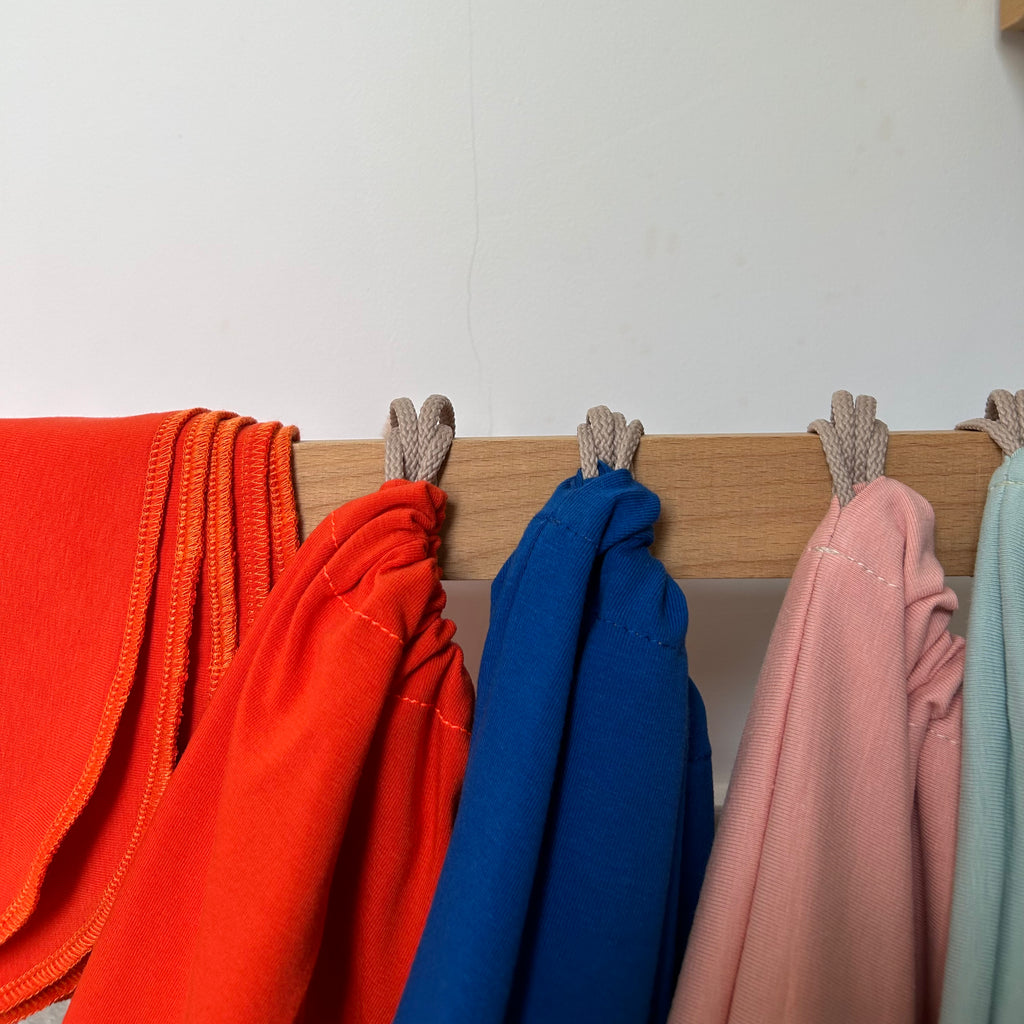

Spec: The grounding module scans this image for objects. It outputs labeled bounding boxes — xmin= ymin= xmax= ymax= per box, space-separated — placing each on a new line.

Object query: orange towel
xmin=0 ymin=411 xmax=297 ymax=1022
xmin=63 ymin=479 xmax=474 ymax=1024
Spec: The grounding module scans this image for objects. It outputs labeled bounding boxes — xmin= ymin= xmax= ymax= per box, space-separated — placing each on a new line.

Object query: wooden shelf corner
xmin=1002 ymin=0 xmax=1024 ymax=30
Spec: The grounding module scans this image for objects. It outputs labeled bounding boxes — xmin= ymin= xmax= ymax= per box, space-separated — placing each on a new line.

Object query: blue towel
xmin=942 ymin=447 xmax=1024 ymax=1023
xmin=395 ymin=465 xmax=714 ymax=1024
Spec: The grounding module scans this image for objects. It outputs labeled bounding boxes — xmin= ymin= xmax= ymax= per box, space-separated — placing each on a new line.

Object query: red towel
xmin=0 ymin=411 xmax=297 ymax=1022
xmin=63 ymin=479 xmax=474 ymax=1023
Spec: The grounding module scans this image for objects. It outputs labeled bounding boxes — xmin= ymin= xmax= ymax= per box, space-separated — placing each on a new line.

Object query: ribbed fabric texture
xmin=63 ymin=479 xmax=474 ymax=1024
xmin=0 ymin=412 xmax=297 ymax=1023
xmin=941 ymin=448 xmax=1024 ymax=1023
xmin=669 ymin=477 xmax=964 ymax=1024
xmin=395 ymin=464 xmax=714 ymax=1024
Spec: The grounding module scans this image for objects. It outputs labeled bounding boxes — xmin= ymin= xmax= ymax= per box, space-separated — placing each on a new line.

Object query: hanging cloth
xmin=395 ymin=407 xmax=714 ymax=1024
xmin=0 ymin=411 xmax=297 ymax=1023
xmin=668 ymin=392 xmax=964 ymax=1024
xmin=63 ymin=396 xmax=474 ymax=1024
xmin=941 ymin=389 xmax=1024 ymax=1024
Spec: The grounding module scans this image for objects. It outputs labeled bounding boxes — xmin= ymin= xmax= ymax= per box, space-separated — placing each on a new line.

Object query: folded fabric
xmin=63 ymin=478 xmax=474 ymax=1024
xmin=669 ymin=476 xmax=964 ymax=1024
xmin=942 ymin=394 xmax=1024 ymax=1024
xmin=0 ymin=411 xmax=297 ymax=1022
xmin=395 ymin=464 xmax=714 ymax=1024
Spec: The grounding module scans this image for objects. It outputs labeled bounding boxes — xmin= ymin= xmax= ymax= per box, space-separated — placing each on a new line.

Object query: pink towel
xmin=669 ymin=477 xmax=963 ymax=1024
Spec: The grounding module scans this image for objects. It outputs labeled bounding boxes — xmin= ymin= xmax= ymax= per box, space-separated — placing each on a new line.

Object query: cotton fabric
xmin=669 ymin=477 xmax=964 ymax=1024
xmin=395 ymin=464 xmax=714 ymax=1024
xmin=0 ymin=412 xmax=297 ymax=1023
xmin=64 ymin=479 xmax=474 ymax=1024
xmin=941 ymin=448 xmax=1024 ymax=1023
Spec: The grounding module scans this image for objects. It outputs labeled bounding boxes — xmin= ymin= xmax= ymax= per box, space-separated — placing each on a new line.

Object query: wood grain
xmin=292 ymin=431 xmax=1001 ymax=579
xmin=1002 ymin=0 xmax=1024 ymax=29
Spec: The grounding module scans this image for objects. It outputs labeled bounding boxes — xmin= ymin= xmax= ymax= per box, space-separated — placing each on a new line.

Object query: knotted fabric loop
xmin=808 ymin=391 xmax=888 ymax=506
xmin=957 ymin=389 xmax=1024 ymax=457
xmin=577 ymin=406 xmax=644 ymax=479
xmin=384 ymin=395 xmax=456 ymax=485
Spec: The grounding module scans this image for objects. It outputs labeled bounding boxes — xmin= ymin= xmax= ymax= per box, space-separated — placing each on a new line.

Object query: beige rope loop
xmin=809 ymin=394 xmax=856 ymax=507
xmin=384 ymin=394 xmax=456 ymax=484
xmin=577 ymin=405 xmax=645 ymax=479
xmin=577 ymin=422 xmax=599 ymax=480
xmin=957 ymin=389 xmax=1024 ymax=456
xmin=384 ymin=398 xmax=418 ymax=482
xmin=851 ymin=394 xmax=875 ymax=484
xmin=416 ymin=394 xmax=456 ymax=485
xmin=808 ymin=390 xmax=888 ymax=506
xmin=615 ymin=418 xmax=644 ymax=473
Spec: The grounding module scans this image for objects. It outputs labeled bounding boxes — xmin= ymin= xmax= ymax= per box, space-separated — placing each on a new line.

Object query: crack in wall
xmin=465 ymin=0 xmax=493 ymax=433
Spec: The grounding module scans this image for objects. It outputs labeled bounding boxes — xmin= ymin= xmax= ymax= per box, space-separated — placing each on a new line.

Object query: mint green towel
xmin=941 ymin=446 xmax=1024 ymax=1023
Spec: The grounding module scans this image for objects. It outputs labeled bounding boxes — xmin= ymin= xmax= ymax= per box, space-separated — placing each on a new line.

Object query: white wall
xmin=2 ymin=0 xmax=1022 ymax=437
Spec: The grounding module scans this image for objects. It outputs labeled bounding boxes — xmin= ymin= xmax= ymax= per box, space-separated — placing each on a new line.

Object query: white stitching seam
xmin=810 ymin=546 xmax=901 ymax=590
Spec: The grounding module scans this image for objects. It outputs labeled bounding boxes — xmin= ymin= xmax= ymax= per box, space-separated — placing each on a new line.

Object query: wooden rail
xmin=292 ymin=431 xmax=1001 ymax=580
